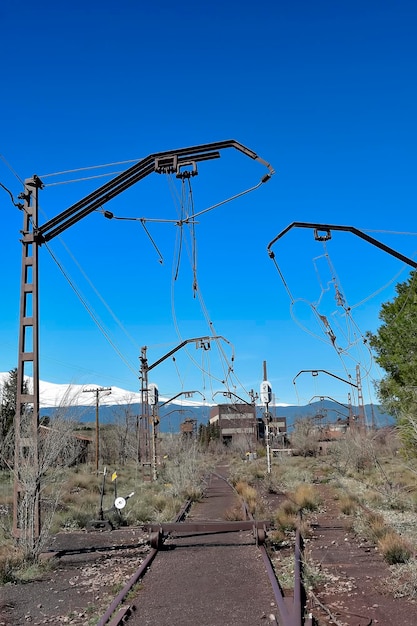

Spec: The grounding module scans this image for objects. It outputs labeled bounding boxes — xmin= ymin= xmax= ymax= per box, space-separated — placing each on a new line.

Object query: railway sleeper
xmin=145 ymin=520 xmax=271 ymax=549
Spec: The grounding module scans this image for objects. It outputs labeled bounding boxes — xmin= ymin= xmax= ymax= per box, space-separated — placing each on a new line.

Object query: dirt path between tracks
xmin=0 ymin=528 xmax=150 ymax=626
xmin=299 ymin=483 xmax=417 ymax=625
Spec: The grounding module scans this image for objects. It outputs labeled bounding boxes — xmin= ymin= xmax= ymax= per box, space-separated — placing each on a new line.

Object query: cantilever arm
xmin=35 ymin=140 xmax=274 ymax=244
xmin=267 ymin=221 xmax=417 ymax=269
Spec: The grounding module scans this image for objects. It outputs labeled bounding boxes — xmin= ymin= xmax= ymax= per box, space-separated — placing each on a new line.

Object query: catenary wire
xmin=4 ymin=154 xmax=143 ymax=379
xmin=39 ymin=158 xmax=143 ymax=178
xmin=44 ymin=243 xmax=138 ymax=377
xmin=51 ymin=236 xmax=142 ymax=353
xmin=0 ymin=153 xmax=24 ymax=184
xmin=167 ymin=175 xmax=238 ymax=389
xmin=43 ymin=171 xmax=127 ymax=186
xmin=27 ymin=189 xmax=144 ymax=363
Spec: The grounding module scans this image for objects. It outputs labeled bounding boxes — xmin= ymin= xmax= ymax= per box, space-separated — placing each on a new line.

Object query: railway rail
xmin=3 ymin=457 xmax=417 ymax=625
xmin=96 ymin=468 xmax=313 ymax=626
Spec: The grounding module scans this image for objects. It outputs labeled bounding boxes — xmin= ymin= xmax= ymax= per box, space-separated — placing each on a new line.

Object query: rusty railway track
xmin=96 ymin=469 xmax=313 ymax=626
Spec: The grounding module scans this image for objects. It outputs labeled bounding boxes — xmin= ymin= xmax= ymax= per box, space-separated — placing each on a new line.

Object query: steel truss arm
xmin=36 ymin=140 xmax=274 ymax=244
xmin=267 ymin=221 xmax=417 ymax=269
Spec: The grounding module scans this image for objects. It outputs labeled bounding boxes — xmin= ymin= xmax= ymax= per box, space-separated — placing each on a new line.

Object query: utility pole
xmin=83 ymin=387 xmax=111 ymax=472
xmin=139 ymin=346 xmax=151 ymax=471
xmin=355 ymin=364 xmax=366 ymax=430
xmin=260 ymin=361 xmax=272 ymax=475
xmin=13 ymin=176 xmax=42 ymax=543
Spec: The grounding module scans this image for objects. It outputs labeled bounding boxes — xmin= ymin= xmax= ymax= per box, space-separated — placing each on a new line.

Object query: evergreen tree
xmin=1 ymin=368 xmax=18 ymax=440
xmin=367 ymin=270 xmax=417 ymax=431
xmin=0 ymin=368 xmax=28 ymax=468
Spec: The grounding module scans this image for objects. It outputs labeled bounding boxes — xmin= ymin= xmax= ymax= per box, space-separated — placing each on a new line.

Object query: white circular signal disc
xmin=114 ymin=497 xmax=126 ymax=510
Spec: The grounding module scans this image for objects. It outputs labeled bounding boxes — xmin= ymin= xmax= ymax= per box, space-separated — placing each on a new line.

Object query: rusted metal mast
xmin=13 ymin=175 xmax=42 ymax=540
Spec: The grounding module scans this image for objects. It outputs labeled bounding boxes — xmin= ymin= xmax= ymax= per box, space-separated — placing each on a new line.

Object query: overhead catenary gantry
xmin=267 ymin=222 xmax=417 ymax=433
xmin=13 ymin=140 xmax=274 ymax=543
xmin=267 ymin=221 xmax=417 ymax=269
xmin=139 ymin=336 xmax=230 ymax=479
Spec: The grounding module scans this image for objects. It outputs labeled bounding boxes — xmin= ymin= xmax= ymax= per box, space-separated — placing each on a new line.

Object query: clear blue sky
xmin=1 ymin=0 xmax=416 ymax=411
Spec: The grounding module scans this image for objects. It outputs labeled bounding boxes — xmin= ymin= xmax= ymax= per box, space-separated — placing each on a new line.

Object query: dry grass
xmin=64 ymin=468 xmax=101 ymax=493
xmin=378 ymin=532 xmax=413 ymax=564
xmin=384 ymin=558 xmax=417 ymax=598
xmin=267 ymin=528 xmax=287 ymax=548
xmin=280 ymin=498 xmax=299 ymax=516
xmin=0 ymin=545 xmax=24 ymax=584
xmin=234 ymin=481 xmax=258 ymax=515
xmin=338 ymin=494 xmax=359 ymax=515
xmin=224 ymin=504 xmax=246 ymax=521
xmin=273 ymin=508 xmax=297 ymax=532
xmin=368 ymin=512 xmax=390 ymax=541
xmin=292 ymin=484 xmax=320 ymax=512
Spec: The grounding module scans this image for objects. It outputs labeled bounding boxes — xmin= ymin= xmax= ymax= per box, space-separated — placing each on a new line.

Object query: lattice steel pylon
xmin=13 ymin=175 xmax=42 ymax=543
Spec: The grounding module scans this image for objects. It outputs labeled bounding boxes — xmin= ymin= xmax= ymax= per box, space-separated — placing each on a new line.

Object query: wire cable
xmin=43 ymin=171 xmax=125 ymax=186
xmin=0 ymin=182 xmax=22 ymax=208
xmin=39 ymin=158 xmax=143 ymax=178
xmin=44 ymin=243 xmax=138 ymax=377
xmin=51 ymin=237 xmax=142 ymax=353
xmin=0 ymin=154 xmax=24 ymax=184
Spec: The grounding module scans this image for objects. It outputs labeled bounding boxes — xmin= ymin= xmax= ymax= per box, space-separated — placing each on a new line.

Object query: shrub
xmin=280 ymin=498 xmax=299 ymax=516
xmin=368 ymin=514 xmax=390 ymax=542
xmin=0 ymin=546 xmax=24 ymax=584
xmin=338 ymin=495 xmax=358 ymax=515
xmin=224 ymin=504 xmax=246 ymax=521
xmin=268 ymin=529 xmax=286 ymax=549
xmin=292 ymin=484 xmax=320 ymax=512
xmin=234 ymin=481 xmax=258 ymax=515
xmin=378 ymin=532 xmax=412 ymax=564
xmin=273 ymin=508 xmax=297 ymax=532
xmin=385 ymin=559 xmax=417 ymax=599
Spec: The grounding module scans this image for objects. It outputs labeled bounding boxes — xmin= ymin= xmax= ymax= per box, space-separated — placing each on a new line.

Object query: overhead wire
xmin=2 ymin=152 xmax=142 ymax=379
xmin=189 ymin=179 xmax=264 ymax=220
xmin=360 ymin=228 xmax=417 ymax=237
xmin=165 ymin=172 xmax=242 ymax=393
xmin=6 ymin=149 xmax=269 ymax=400
xmin=43 ymin=171 xmax=125 ymax=186
xmin=178 ymin=180 xmax=239 ymax=390
xmin=39 ymin=157 xmax=143 ymax=178
xmin=311 ymin=245 xmax=374 ymax=404
xmin=274 ymin=236 xmax=382 ymax=405
xmin=0 ymin=182 xmax=22 ymax=209
xmin=37 ymin=197 xmax=143 ymax=372
xmin=269 ymin=254 xmax=295 ymax=302
xmin=50 ymin=236 xmax=143 ymax=353
xmin=0 ymin=153 xmax=24 ymax=185
xmin=44 ymin=242 xmax=139 ymax=377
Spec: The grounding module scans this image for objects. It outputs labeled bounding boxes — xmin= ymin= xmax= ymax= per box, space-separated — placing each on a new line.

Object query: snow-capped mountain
xmin=0 ymin=373 xmax=210 ymax=408
xmin=0 ymin=373 xmax=394 ymax=430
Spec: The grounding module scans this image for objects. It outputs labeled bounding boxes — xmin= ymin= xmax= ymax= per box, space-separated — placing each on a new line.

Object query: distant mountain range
xmin=39 ymin=400 xmax=395 ymax=433
xmin=0 ymin=373 xmax=395 ymax=433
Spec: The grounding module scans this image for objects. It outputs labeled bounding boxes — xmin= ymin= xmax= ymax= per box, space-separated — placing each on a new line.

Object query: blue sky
xmin=1 ymin=0 xmax=417 ymax=411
